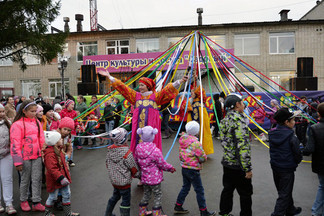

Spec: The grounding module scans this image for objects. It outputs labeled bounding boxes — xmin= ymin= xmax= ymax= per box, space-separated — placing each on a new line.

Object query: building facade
xmin=1 ymin=9 xmax=324 ymax=98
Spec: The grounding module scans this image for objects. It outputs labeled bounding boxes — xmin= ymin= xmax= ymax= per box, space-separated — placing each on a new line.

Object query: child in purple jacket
xmin=174 ymin=121 xmax=216 ymax=216
xmin=135 ymin=126 xmax=176 ymax=216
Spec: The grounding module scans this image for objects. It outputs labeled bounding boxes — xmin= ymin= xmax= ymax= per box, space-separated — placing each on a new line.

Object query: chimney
xmin=75 ymin=14 xmax=84 ymax=32
xmin=279 ymin=9 xmax=290 ymax=21
xmin=63 ymin=17 xmax=70 ymax=32
xmin=197 ymin=8 xmax=203 ymax=26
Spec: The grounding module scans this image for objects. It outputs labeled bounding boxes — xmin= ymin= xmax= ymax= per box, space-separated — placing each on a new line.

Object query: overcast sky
xmin=51 ymin=0 xmax=317 ymax=32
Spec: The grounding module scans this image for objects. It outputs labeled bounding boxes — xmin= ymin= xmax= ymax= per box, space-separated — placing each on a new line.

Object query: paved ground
xmin=12 ymin=134 xmax=317 ymax=216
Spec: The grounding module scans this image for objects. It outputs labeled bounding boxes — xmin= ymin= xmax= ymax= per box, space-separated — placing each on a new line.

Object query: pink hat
xmin=65 ymin=99 xmax=74 ymax=108
xmin=36 ymin=105 xmax=43 ymax=114
xmin=59 ymin=117 xmax=75 ymax=130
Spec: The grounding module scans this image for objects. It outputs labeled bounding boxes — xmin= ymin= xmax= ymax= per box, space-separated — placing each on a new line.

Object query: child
xmin=36 ymin=104 xmax=47 ymax=131
xmin=135 ymin=126 xmax=176 ymax=216
xmin=269 ymin=107 xmax=303 ymax=216
xmin=304 ymin=102 xmax=324 ymax=216
xmin=10 ymin=100 xmax=45 ymax=212
xmin=253 ymin=101 xmax=266 ymax=141
xmin=105 ymin=128 xmax=140 ymax=216
xmin=43 ymin=131 xmax=79 ymax=216
xmin=0 ymin=104 xmax=16 ymax=214
xmin=43 ymin=104 xmax=60 ymax=131
xmin=60 ymin=100 xmax=79 ymax=166
xmin=174 ymin=121 xmax=216 ymax=216
xmin=57 ymin=117 xmax=75 ymax=167
xmin=219 ymin=93 xmax=253 ymax=216
xmin=84 ymin=111 xmax=100 ymax=147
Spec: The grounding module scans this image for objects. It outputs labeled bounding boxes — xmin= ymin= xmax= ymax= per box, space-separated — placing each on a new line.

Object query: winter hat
xmin=60 ymin=101 xmax=65 ymax=106
xmin=108 ymin=128 xmax=128 ymax=145
xmin=59 ymin=117 xmax=75 ymax=130
xmin=65 ymin=99 xmax=74 ymax=108
xmin=137 ymin=126 xmax=158 ymax=143
xmin=89 ymin=111 xmax=95 ymax=116
xmin=270 ymin=99 xmax=279 ymax=106
xmin=54 ymin=103 xmax=62 ymax=111
xmin=42 ymin=104 xmax=53 ymax=115
xmin=185 ymin=121 xmax=200 ymax=136
xmin=36 ymin=105 xmax=43 ymax=114
xmin=44 ymin=131 xmax=62 ymax=146
xmin=0 ymin=104 xmax=4 ymax=109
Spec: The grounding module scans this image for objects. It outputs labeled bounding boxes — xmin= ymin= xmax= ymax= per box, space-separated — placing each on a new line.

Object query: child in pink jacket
xmin=10 ymin=100 xmax=45 ymax=212
xmin=135 ymin=126 xmax=176 ymax=216
xmin=174 ymin=121 xmax=216 ymax=216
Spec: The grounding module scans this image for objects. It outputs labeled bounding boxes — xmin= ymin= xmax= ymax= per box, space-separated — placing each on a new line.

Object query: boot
xmin=200 ymin=209 xmax=216 ymax=216
xmin=174 ymin=204 xmax=189 ymax=214
xmin=63 ymin=204 xmax=80 ymax=216
xmin=104 ymin=200 xmax=116 ymax=216
xmin=45 ymin=205 xmax=55 ymax=216
xmin=139 ymin=204 xmax=152 ymax=216
xmin=162 ymin=130 xmax=171 ymax=139
xmin=152 ymin=207 xmax=166 ymax=216
xmin=120 ymin=206 xmax=130 ymax=216
xmin=54 ymin=195 xmax=63 ymax=211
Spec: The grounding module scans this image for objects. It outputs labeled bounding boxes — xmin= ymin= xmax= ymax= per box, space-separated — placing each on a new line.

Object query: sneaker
xmin=174 ymin=204 xmax=189 ymax=214
xmin=32 ymin=203 xmax=45 ymax=212
xmin=0 ymin=205 xmax=4 ymax=213
xmin=69 ymin=160 xmax=76 ymax=167
xmin=6 ymin=205 xmax=17 ymax=215
xmin=20 ymin=201 xmax=31 ymax=212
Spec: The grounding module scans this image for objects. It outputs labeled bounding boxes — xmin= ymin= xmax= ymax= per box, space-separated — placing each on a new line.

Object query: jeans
xmin=219 ymin=166 xmax=253 ymax=216
xmin=176 ymin=168 xmax=206 ymax=210
xmin=0 ymin=154 xmax=13 ymax=206
xmin=45 ymin=185 xmax=71 ymax=206
xmin=312 ymin=174 xmax=324 ymax=216
xmin=105 ymin=120 xmax=115 ymax=145
xmin=105 ymin=188 xmax=130 ymax=216
xmin=271 ymin=170 xmax=297 ymax=216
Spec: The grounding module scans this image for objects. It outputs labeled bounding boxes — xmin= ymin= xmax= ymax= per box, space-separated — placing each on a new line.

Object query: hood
xmin=107 ymin=144 xmax=129 ymax=163
xmin=136 ymin=142 xmax=155 ymax=159
xmin=179 ymin=134 xmax=198 ymax=149
xmin=269 ymin=125 xmax=293 ymax=146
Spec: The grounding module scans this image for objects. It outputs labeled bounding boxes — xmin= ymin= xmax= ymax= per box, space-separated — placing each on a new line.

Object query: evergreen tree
xmin=0 ymin=0 xmax=67 ymax=70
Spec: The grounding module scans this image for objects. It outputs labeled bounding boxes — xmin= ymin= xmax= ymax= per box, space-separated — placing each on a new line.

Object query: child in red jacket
xmin=43 ymin=131 xmax=79 ymax=216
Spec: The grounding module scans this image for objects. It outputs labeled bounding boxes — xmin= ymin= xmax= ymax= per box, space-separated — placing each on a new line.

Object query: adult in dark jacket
xmin=304 ymin=102 xmax=324 ymax=216
xmin=113 ymin=97 xmax=122 ymax=129
xmin=269 ymin=108 xmax=303 ymax=216
xmin=104 ymin=98 xmax=115 ymax=145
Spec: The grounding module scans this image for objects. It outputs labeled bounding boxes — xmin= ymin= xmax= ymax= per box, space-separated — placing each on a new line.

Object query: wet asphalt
xmin=11 ymin=134 xmax=317 ymax=216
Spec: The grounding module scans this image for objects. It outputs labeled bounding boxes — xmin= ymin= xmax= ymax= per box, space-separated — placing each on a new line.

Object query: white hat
xmin=185 ymin=121 xmax=200 ymax=136
xmin=54 ymin=112 xmax=61 ymax=120
xmin=108 ymin=128 xmax=128 ymax=145
xmin=54 ymin=103 xmax=62 ymax=111
xmin=44 ymin=131 xmax=62 ymax=146
xmin=0 ymin=104 xmax=4 ymax=109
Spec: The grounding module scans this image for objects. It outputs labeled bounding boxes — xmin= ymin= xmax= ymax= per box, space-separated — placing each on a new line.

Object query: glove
xmin=60 ymin=177 xmax=70 ymax=186
xmin=170 ymin=167 xmax=176 ymax=173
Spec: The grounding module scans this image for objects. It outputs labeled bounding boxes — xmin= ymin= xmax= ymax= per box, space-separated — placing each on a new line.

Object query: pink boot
xmin=152 ymin=207 xmax=166 ymax=216
xmin=139 ymin=204 xmax=152 ymax=216
xmin=32 ymin=203 xmax=45 ymax=212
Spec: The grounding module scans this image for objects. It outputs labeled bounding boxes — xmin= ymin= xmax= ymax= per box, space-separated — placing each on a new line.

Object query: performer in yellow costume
xmin=187 ymin=87 xmax=214 ymax=155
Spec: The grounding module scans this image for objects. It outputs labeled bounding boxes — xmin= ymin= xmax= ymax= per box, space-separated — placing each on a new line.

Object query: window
xmin=21 ymin=80 xmax=41 ymax=97
xmin=269 ymin=71 xmax=295 ymax=91
xmin=49 ymin=79 xmax=69 ymax=98
xmin=269 ymin=32 xmax=295 ymax=54
xmin=235 ymin=72 xmax=260 ymax=89
xmin=136 ymin=38 xmax=159 ymax=53
xmin=234 ymin=34 xmax=260 ymax=55
xmin=207 ymin=35 xmax=226 ymax=48
xmin=106 ymin=40 xmax=129 ymax=55
xmin=0 ymin=49 xmax=13 ymax=66
xmin=168 ymin=37 xmax=190 ymax=51
xmin=77 ymin=41 xmax=98 ymax=62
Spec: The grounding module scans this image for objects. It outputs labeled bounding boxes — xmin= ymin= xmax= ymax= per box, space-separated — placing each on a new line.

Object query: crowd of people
xmin=0 ymin=79 xmax=323 ymax=216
